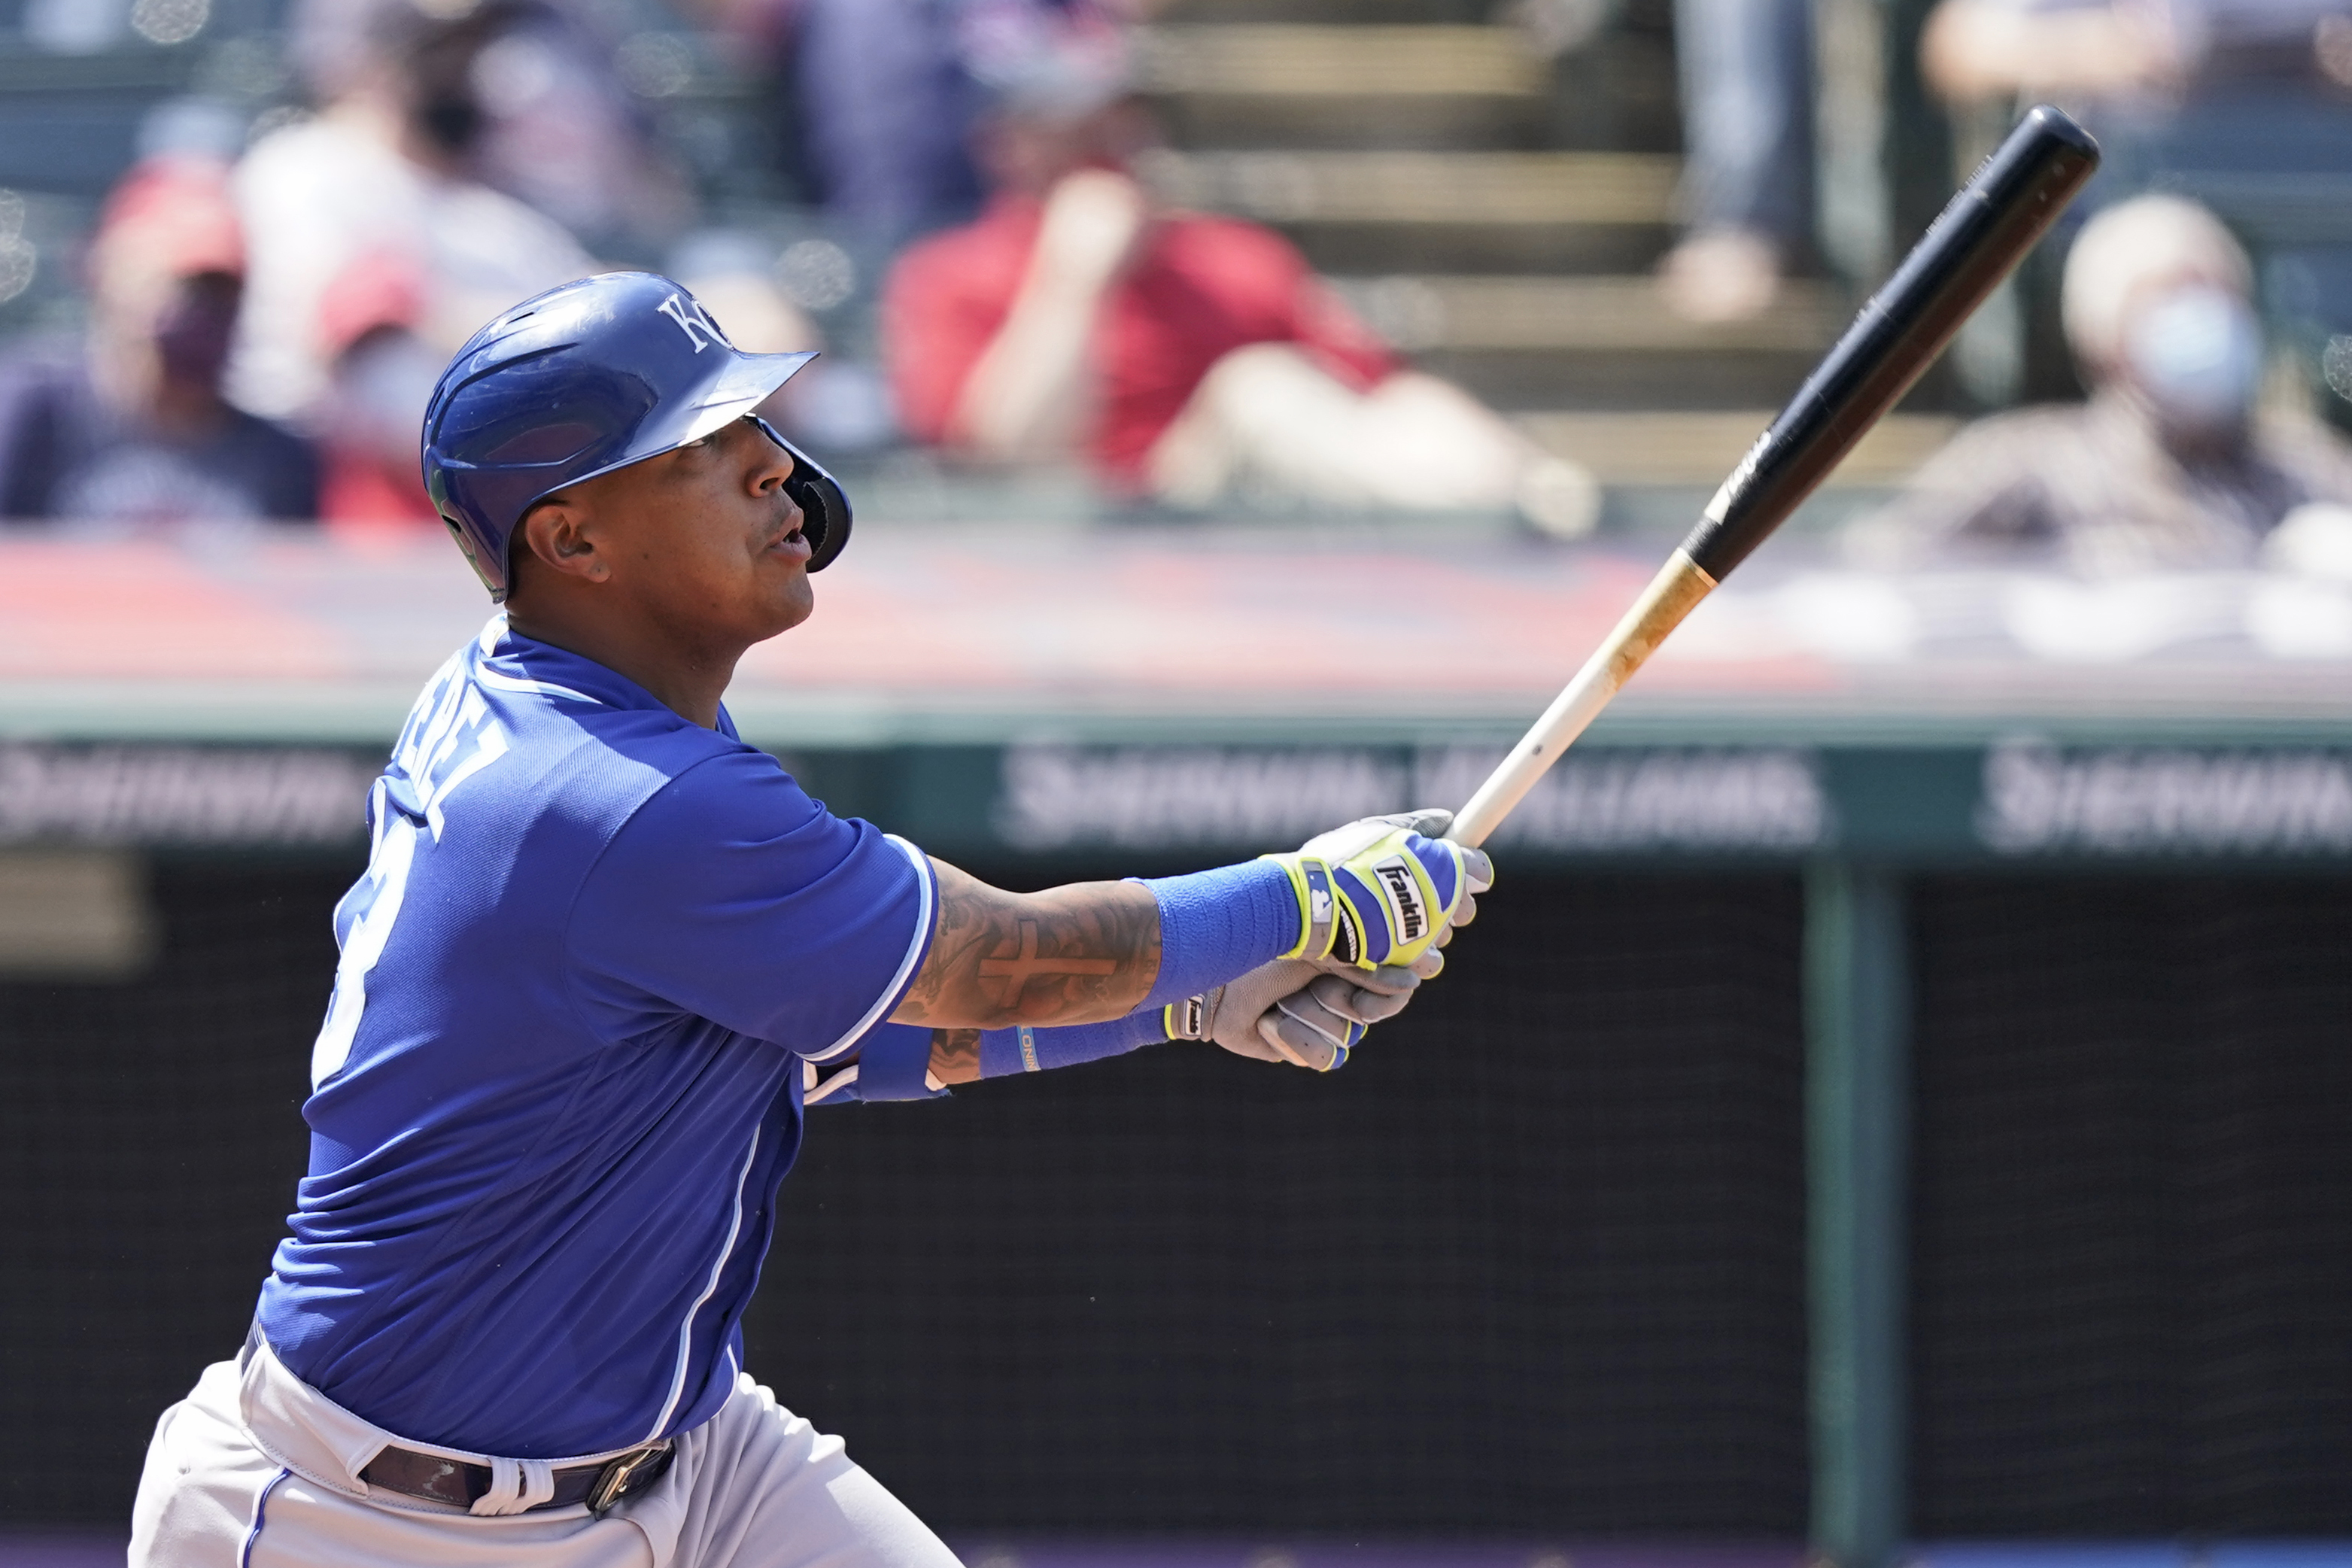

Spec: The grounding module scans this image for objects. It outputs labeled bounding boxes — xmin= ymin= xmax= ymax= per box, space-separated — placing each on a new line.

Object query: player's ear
xmin=517 ymin=494 xmax=607 ymax=585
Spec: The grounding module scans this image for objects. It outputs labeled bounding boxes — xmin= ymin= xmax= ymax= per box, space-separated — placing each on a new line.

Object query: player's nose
xmin=742 ymin=414 xmax=798 ymax=495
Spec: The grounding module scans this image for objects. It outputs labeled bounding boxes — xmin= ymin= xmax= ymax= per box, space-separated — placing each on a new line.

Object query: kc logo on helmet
xmin=1371 ymin=855 xmax=1428 ymax=944
xmin=657 ymin=293 xmax=734 ymax=353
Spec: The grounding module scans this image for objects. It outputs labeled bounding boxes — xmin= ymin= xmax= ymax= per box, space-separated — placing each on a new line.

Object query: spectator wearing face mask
xmin=315 ymin=251 xmax=444 ymax=535
xmin=228 ymin=0 xmax=596 ymax=427
xmin=0 ymin=157 xmax=319 ymax=523
xmin=1845 ymin=196 xmax=2352 ymax=575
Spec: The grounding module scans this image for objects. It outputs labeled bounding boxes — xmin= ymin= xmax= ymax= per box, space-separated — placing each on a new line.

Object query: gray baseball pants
xmin=130 ymin=1336 xmax=963 ymax=1568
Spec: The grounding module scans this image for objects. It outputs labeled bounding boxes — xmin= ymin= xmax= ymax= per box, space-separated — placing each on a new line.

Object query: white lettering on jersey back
xmin=395 ymin=658 xmax=512 ymax=843
xmin=311 ymin=660 xmax=514 ymax=1084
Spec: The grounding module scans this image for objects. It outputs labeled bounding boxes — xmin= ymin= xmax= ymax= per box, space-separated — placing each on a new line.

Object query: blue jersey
xmin=256 ymin=617 xmax=936 ymax=1459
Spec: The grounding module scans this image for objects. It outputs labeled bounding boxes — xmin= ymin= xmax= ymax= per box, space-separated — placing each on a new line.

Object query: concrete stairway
xmin=1141 ymin=0 xmax=1954 ymax=494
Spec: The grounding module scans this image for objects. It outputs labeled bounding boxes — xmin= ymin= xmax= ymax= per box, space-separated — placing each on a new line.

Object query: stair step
xmin=1140 ymin=149 xmax=1679 ymax=226
xmin=1137 ymin=25 xmax=1545 ymax=99
xmin=1332 ymin=274 xmax=1848 ymax=354
xmin=1518 ymin=410 xmax=1959 ymax=487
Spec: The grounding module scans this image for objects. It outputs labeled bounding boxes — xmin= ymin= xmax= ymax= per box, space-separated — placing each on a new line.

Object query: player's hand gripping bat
xmin=1444 ymin=105 xmax=2101 ymax=849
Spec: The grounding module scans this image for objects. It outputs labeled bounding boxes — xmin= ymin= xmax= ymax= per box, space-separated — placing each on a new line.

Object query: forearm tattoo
xmin=893 ymin=859 xmax=1162 ymax=1031
xmin=927 ymin=1029 xmax=982 ymax=1086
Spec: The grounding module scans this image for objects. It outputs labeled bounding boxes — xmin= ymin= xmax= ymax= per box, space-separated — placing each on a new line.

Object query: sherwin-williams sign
xmin=4 ymin=739 xmax=2351 ymax=861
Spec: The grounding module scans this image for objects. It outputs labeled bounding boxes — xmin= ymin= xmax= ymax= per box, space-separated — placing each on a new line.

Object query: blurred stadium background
xmin=0 ymin=0 xmax=2350 ymax=1565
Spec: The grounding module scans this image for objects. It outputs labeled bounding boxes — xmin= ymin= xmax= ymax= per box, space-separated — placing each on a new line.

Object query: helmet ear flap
xmin=778 ymin=442 xmax=853 ymax=573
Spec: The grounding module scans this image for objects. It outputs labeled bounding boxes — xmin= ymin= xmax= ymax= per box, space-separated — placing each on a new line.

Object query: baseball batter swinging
xmin=128 ymin=272 xmax=1493 ymax=1568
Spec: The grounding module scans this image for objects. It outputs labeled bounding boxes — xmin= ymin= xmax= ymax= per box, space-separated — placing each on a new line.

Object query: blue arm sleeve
xmin=1133 ymin=858 xmax=1300 ymax=1008
xmin=807 ymin=1010 xmax=1170 ymax=1103
xmin=977 ymin=1010 xmax=1168 ymax=1078
xmin=828 ymin=858 xmax=1291 ymax=1097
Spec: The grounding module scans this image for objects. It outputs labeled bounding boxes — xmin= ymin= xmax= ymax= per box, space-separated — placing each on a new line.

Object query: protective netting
xmin=1909 ymin=876 xmax=2352 ymax=1536
xmin=0 ymin=860 xmax=1809 ymax=1534
xmin=0 ymin=859 xmax=346 ymax=1526
xmin=745 ymin=868 xmax=1810 ymax=1537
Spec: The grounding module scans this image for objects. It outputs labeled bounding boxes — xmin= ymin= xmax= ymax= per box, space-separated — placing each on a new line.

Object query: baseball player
xmin=128 ymin=271 xmax=1491 ymax=1568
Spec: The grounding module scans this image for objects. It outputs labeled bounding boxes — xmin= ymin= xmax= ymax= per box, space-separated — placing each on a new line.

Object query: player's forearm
xmin=892 ymin=855 xmax=1312 ymax=1035
xmin=927 ymin=1028 xmax=983 ymax=1083
xmin=924 ymin=1010 xmax=1170 ymax=1085
xmin=892 ymin=861 xmax=1163 ymax=1031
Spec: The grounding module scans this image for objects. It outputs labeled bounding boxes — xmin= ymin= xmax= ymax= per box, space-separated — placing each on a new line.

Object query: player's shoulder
xmin=397 ymin=619 xmax=751 ymax=823
xmin=600 ymin=743 xmax=834 ymax=868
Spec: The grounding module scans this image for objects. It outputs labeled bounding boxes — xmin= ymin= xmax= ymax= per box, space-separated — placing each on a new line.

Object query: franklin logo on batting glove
xmin=1265 ymin=808 xmax=1491 ymax=973
xmin=1372 ymin=856 xmax=1427 ymax=944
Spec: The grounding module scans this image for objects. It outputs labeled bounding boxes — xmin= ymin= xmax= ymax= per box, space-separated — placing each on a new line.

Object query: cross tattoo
xmin=977 ymin=920 xmax=1118 ymax=1007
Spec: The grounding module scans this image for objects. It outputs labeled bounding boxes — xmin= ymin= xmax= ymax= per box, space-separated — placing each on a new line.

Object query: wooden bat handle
xmin=1445 ymin=549 xmax=1717 ymax=848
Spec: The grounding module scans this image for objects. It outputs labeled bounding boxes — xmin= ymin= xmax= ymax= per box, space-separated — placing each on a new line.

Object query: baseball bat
xmin=1445 ymin=105 xmax=2100 ymax=849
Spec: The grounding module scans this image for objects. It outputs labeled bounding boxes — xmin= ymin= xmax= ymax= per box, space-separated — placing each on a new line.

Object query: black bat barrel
xmin=1679 ymin=105 xmax=2100 ymax=581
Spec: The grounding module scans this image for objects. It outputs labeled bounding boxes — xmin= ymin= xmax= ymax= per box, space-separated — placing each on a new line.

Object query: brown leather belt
xmin=360 ymin=1439 xmax=673 ymax=1515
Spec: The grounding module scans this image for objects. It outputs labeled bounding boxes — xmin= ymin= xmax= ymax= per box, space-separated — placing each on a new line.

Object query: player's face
xmin=596 ymin=412 xmax=817 ymax=643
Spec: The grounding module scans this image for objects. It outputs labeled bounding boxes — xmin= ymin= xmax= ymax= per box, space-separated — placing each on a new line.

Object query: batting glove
xmin=1263 ymin=807 xmax=1494 ymax=972
xmin=1165 ymin=956 xmax=1429 ymax=1071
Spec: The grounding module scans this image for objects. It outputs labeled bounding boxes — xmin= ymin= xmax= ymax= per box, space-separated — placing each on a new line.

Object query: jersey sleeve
xmin=569 ymin=749 xmax=937 ymax=1060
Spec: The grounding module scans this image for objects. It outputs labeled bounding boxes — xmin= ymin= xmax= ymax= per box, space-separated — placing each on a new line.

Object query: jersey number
xmin=308 ymin=663 xmax=509 ymax=1089
xmin=311 ymin=783 xmax=417 ymax=1088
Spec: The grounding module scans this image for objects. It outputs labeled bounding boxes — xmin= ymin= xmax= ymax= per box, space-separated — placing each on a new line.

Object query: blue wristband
xmin=1132 ymin=858 xmax=1301 ymax=1007
xmin=978 ymin=1010 xmax=1168 ymax=1077
xmin=843 ymin=1023 xmax=947 ymax=1102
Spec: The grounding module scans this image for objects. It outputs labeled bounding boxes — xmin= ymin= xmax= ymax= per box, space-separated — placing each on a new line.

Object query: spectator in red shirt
xmin=881 ymin=28 xmax=1597 ymax=534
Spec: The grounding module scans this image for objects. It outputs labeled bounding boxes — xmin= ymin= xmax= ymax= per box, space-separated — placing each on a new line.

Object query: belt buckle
xmin=587 ymin=1444 xmax=661 ymax=1515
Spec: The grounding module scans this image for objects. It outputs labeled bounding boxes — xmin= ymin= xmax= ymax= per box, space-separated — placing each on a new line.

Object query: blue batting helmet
xmin=421 ymin=271 xmax=852 ymax=601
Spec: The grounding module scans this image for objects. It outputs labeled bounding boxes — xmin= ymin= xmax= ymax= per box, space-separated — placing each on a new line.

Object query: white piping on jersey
xmin=474 ymin=664 xmax=603 ymax=705
xmin=805 ymin=1063 xmax=860 ymax=1104
xmin=801 ymin=835 xmax=935 ymax=1064
xmin=646 ymin=1124 xmax=761 ymax=1443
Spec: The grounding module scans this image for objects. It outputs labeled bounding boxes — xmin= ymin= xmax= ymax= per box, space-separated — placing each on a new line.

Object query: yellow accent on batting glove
xmin=1263 ymin=808 xmax=1494 ymax=972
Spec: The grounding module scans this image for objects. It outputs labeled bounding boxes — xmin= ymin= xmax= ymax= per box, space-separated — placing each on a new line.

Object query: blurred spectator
xmin=783 ymin=0 xmax=989 ymax=252
xmin=1922 ymin=0 xmax=2352 ymax=341
xmin=881 ymin=22 xmax=1600 ymax=533
xmin=314 ymin=253 xmax=442 ymax=535
xmin=1657 ymin=0 xmax=1813 ymax=324
xmin=293 ymin=0 xmax=688 ymax=250
xmin=691 ymin=0 xmax=1165 ymax=253
xmin=668 ymin=228 xmax=900 ymax=451
xmin=1920 ymin=0 xmax=2352 ymax=104
xmin=0 ymin=158 xmax=318 ymax=523
xmin=1846 ymin=196 xmax=2352 ymax=575
xmin=230 ymin=0 xmax=600 ymax=424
